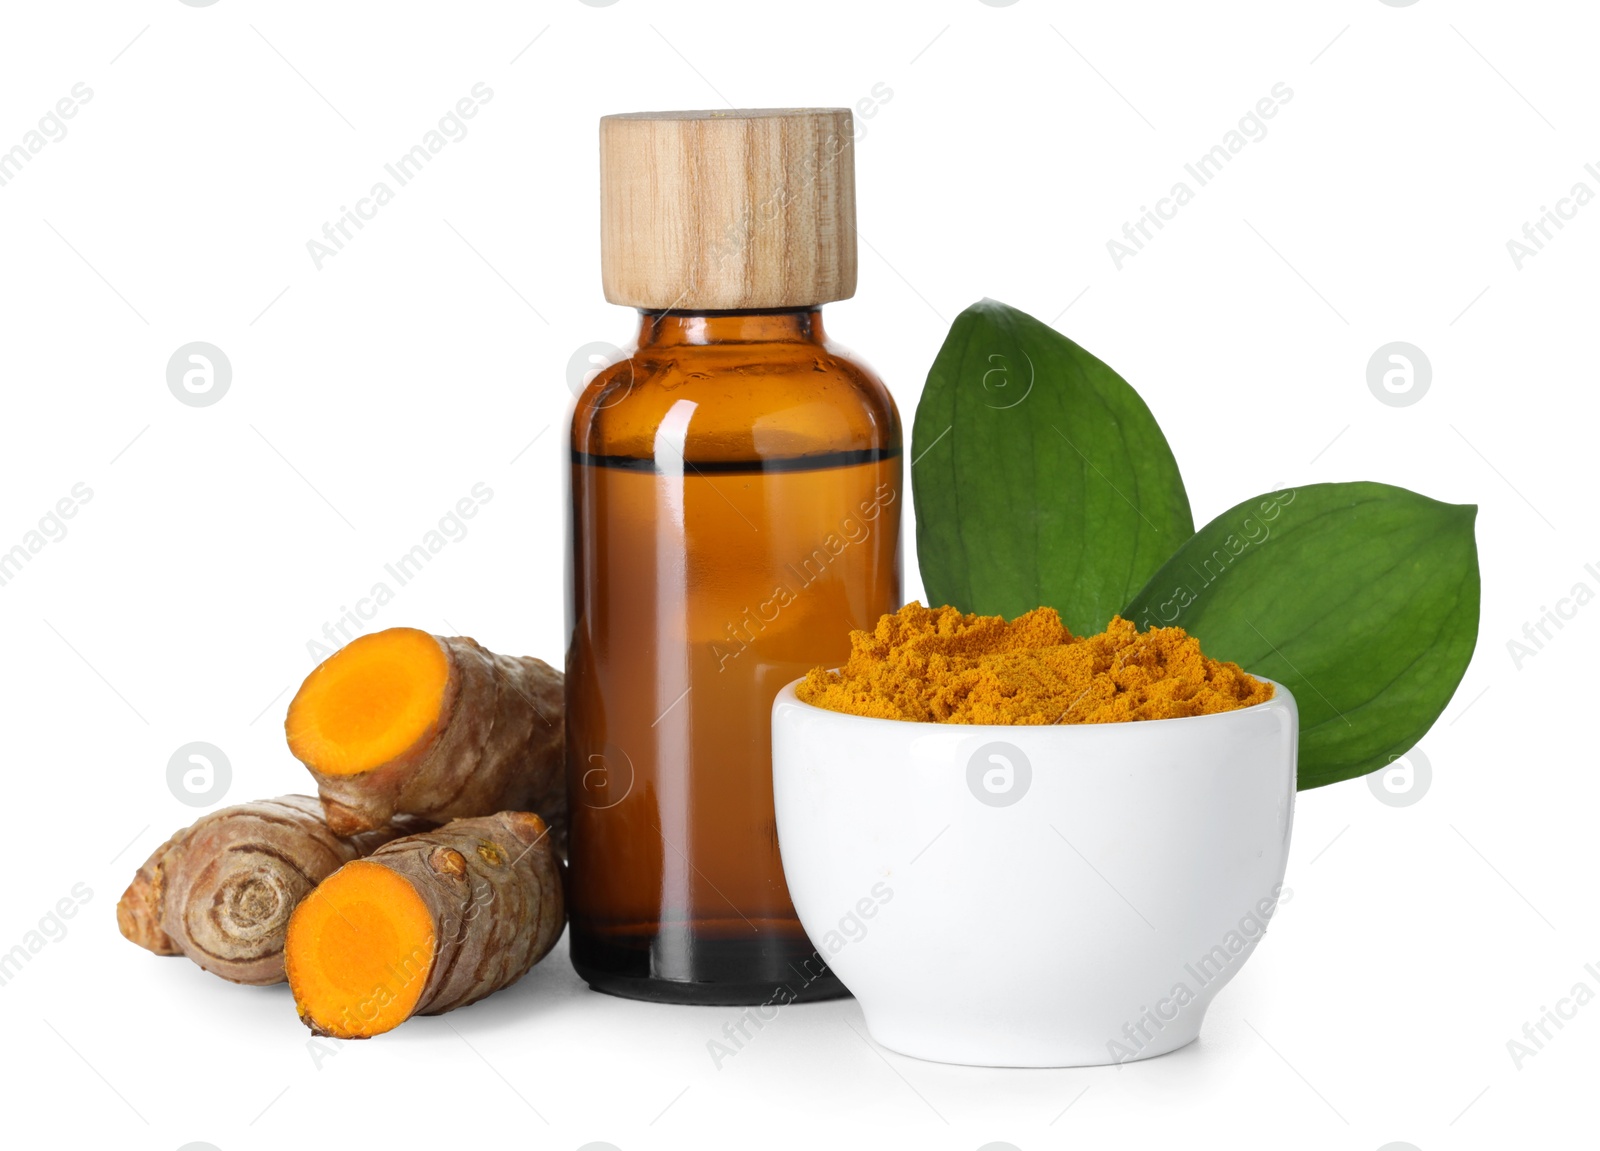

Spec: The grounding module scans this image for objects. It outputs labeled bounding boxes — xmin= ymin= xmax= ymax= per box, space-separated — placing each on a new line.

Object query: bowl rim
xmin=772 ymin=675 xmax=1294 ymax=736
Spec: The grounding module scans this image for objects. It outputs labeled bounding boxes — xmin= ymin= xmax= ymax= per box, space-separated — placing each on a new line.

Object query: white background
xmin=1 ymin=1 xmax=1594 ymax=1148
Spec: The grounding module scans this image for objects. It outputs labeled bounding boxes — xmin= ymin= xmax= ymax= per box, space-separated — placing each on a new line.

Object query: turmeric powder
xmin=796 ymin=603 xmax=1272 ymax=724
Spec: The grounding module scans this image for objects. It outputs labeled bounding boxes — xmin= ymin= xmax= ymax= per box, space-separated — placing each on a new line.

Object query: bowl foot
xmin=862 ymin=1007 xmax=1207 ymax=1068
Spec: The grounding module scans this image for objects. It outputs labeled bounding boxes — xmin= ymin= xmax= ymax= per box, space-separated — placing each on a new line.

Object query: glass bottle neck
xmin=635 ymin=307 xmax=826 ymax=348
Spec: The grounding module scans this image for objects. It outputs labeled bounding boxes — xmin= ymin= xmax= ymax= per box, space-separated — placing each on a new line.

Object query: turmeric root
xmin=285 ymin=628 xmax=565 ymax=845
xmin=117 ymin=795 xmax=425 ymax=985
xmin=285 ymin=810 xmax=563 ymax=1038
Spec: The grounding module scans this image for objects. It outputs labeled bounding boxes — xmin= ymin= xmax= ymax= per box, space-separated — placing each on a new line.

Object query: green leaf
xmin=911 ymin=299 xmax=1193 ymax=634
xmin=1122 ymin=482 xmax=1480 ymax=790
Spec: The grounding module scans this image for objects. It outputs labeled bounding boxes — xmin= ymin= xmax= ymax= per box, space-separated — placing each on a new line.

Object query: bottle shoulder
xmin=571 ymin=337 xmax=901 ymax=466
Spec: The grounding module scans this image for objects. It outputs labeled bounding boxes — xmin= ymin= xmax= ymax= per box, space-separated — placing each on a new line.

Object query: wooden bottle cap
xmin=600 ymin=108 xmax=858 ymax=311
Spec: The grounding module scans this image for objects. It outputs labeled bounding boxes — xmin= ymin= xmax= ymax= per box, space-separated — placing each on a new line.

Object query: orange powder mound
xmin=795 ymin=602 xmax=1273 ymax=725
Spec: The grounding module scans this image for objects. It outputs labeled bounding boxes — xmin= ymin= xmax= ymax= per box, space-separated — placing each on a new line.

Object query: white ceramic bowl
xmin=771 ymin=679 xmax=1297 ymax=1067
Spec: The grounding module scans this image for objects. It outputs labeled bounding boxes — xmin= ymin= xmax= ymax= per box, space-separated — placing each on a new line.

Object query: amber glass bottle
xmin=566 ymin=110 xmax=902 ymax=1004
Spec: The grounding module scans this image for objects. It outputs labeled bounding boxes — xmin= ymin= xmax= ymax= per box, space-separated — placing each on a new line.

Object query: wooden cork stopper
xmin=600 ymin=108 xmax=858 ymax=311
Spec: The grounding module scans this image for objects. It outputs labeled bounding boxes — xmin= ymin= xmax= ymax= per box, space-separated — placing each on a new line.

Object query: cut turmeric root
xmin=285 ymin=628 xmax=565 ymax=845
xmin=285 ymin=810 xmax=563 ymax=1038
xmin=116 ymin=795 xmax=425 ymax=985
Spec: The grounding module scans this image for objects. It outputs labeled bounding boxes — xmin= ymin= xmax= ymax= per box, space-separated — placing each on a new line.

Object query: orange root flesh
xmin=285 ymin=862 xmax=435 ymax=1038
xmin=286 ymin=628 xmax=450 ymax=776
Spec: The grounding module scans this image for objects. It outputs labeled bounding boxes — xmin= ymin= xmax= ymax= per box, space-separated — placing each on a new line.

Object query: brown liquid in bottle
xmin=567 ymin=308 xmax=901 ymax=1003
